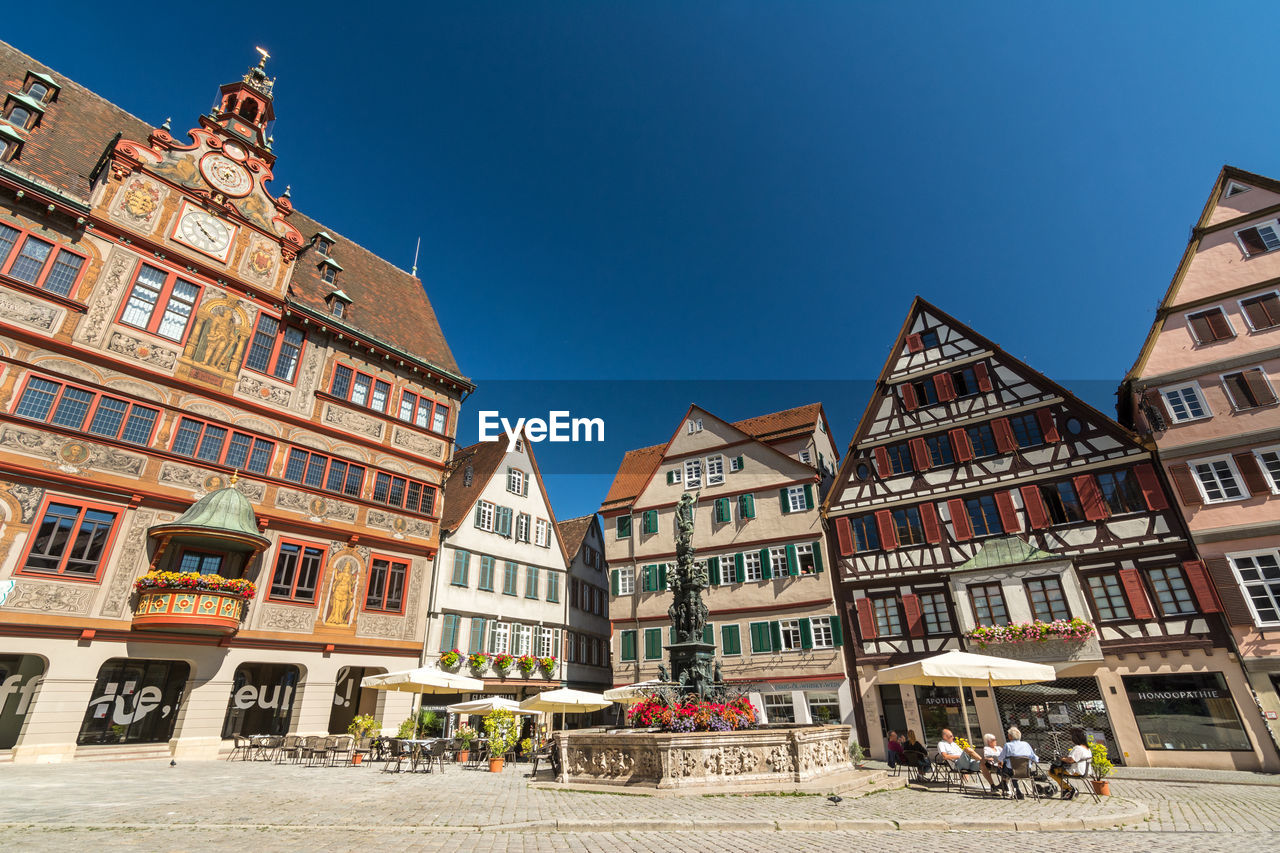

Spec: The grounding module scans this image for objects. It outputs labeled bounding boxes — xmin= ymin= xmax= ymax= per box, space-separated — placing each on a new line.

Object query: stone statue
xmin=663 ymin=489 xmax=726 ymax=699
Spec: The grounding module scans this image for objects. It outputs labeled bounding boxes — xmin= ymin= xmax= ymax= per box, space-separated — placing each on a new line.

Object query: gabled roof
xmin=439 ymin=439 xmax=508 ymax=533
xmin=0 ymin=39 xmax=464 ymax=382
xmin=600 ymin=403 xmax=827 ymax=512
xmin=825 ymin=295 xmax=1147 ymax=511
xmin=556 ymin=514 xmax=596 ymax=559
xmin=956 ymin=536 xmax=1058 ymax=572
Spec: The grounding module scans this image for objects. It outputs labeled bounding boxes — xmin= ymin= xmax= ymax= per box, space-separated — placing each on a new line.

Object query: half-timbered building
xmin=826 ymin=298 xmax=1278 ymax=771
xmin=603 ymin=404 xmax=852 ymax=725
xmin=0 ymin=42 xmax=469 ymax=761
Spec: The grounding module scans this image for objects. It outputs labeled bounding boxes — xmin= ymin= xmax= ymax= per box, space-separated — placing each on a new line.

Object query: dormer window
xmin=0 ymin=125 xmax=21 ymax=161
xmin=326 ymin=289 xmax=352 ymax=320
xmin=4 ymin=105 xmax=32 ymax=131
xmin=313 ymin=232 xmax=336 ymax=257
xmin=318 ymin=255 xmax=343 ymax=286
xmin=317 ymin=239 xmax=330 ymax=256
xmin=22 ymin=72 xmax=59 ymax=104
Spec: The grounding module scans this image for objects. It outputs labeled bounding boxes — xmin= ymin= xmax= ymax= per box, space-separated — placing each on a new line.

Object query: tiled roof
xmin=600 ymin=404 xmax=825 ymax=512
xmin=732 ymin=403 xmax=824 ymax=443
xmin=600 ymin=444 xmax=664 ymax=511
xmin=0 ymin=40 xmax=463 ymax=380
xmin=556 ymin=515 xmax=595 ymax=559
xmin=438 ymin=440 xmax=508 ymax=533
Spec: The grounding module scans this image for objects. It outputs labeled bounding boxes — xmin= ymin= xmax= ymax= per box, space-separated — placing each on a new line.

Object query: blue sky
xmin=12 ymin=3 xmax=1280 ymax=519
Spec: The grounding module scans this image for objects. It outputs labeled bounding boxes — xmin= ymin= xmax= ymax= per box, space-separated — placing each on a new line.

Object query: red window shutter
xmin=1134 ymin=462 xmax=1169 ymax=510
xmin=901 ymin=383 xmax=918 ymax=411
xmin=1182 ymin=560 xmax=1221 ymax=614
xmin=994 ymin=490 xmax=1020 ymax=533
xmin=874 ymin=446 xmax=891 ymax=477
xmin=901 ymin=593 xmax=924 ymax=638
xmin=1119 ymin=568 xmax=1154 ymax=620
xmin=1204 ymin=555 xmax=1256 ymax=626
xmin=906 ymin=333 xmax=924 ymax=353
xmin=1074 ymin=474 xmax=1110 ymax=521
xmin=1233 ymin=452 xmax=1269 ymax=495
xmin=974 ymin=361 xmax=993 ymax=392
xmin=876 ymin=509 xmax=899 ymax=550
xmin=992 ymin=418 xmax=1016 ymax=454
xmin=1020 ymin=485 xmax=1050 ymax=529
xmin=1167 ymin=463 xmax=1204 ymax=506
xmin=910 ymin=437 xmax=931 ymax=471
xmin=835 ymin=517 xmax=854 ymax=556
xmin=1037 ymin=408 xmax=1061 ymax=442
xmin=934 ymin=372 xmax=957 ymax=402
xmin=947 ymin=498 xmax=974 ymax=541
xmin=920 ymin=502 xmax=942 ymax=544
xmin=949 ymin=428 xmax=974 ymax=462
xmin=854 ymin=598 xmax=878 ymax=640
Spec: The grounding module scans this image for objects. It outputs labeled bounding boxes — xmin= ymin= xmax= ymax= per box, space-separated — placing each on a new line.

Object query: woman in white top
xmin=979 ymin=733 xmax=1002 ymax=792
xmin=1048 ymin=727 xmax=1093 ymax=799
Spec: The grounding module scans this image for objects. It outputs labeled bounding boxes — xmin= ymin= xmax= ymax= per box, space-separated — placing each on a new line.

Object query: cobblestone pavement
xmin=0 ymin=760 xmax=1277 ymax=850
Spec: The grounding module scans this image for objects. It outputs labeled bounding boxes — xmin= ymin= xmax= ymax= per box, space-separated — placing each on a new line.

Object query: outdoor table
xmin=402 ymin=738 xmax=438 ymax=772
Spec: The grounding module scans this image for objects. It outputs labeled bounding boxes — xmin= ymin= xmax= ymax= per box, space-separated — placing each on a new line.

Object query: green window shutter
xmin=734 ymin=455 xmax=744 ymax=471
xmin=621 ymin=630 xmax=636 ymax=661
xmin=739 ymin=493 xmax=755 ymax=519
xmin=658 ymin=564 xmax=668 ymax=591
xmin=703 ymin=623 xmax=714 ymax=646
xmin=469 ymin=617 xmax=487 ymax=654
xmin=785 ymin=544 xmax=799 ymax=577
xmin=748 ymin=622 xmax=768 ymax=653
xmin=760 ymin=548 xmax=772 ymax=580
xmin=440 ymin=614 xmax=458 ymax=652
xmin=553 ymin=629 xmax=560 ymax=658
xmin=645 ymin=629 xmax=662 ymax=659
xmin=830 ymin=616 xmax=844 ymax=647
xmin=813 ymin=546 xmax=824 ymax=574
xmin=643 ymin=510 xmax=657 ymax=534
xmin=803 ymin=484 xmax=814 ymax=510
xmin=715 ymin=498 xmax=729 ymax=523
xmin=722 ymin=624 xmax=741 ymax=655
xmin=641 ymin=565 xmax=652 ymax=592
xmin=474 ymin=503 xmax=484 ymax=527
xmin=487 ymin=620 xmax=498 ymax=653
xmin=769 ymin=621 xmax=783 ymax=652
xmin=734 ymin=553 xmax=745 ymax=583
xmin=452 ymin=550 xmax=469 ymax=585
xmin=666 ymin=470 xmax=675 ymax=485
xmin=610 ymin=569 xmax=620 ymax=596
xmin=780 ymin=488 xmax=791 ymax=514
xmin=617 ymin=516 xmax=631 ymax=538
xmin=800 ymin=617 xmax=813 ymax=650
xmin=708 ymin=556 xmax=720 ymax=586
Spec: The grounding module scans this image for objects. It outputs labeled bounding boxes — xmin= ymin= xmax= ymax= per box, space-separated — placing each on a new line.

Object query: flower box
xmin=132 ymin=588 xmax=247 ymax=636
xmin=965 ymin=618 xmax=1095 ymax=647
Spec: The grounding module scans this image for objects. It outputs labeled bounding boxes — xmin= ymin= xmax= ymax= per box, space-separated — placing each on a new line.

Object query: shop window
xmin=77 ymin=658 xmax=189 ymax=746
xmin=221 ymin=663 xmax=299 ymax=738
xmin=364 ymin=556 xmax=408 ymax=613
xmin=0 ymin=654 xmax=46 ymax=749
xmin=20 ymin=497 xmax=119 ymax=581
xmin=268 ymin=540 xmax=326 ymax=603
xmin=763 ymin=693 xmax=795 ymax=723
xmin=914 ymin=685 xmax=980 ymax=746
xmin=1123 ymin=673 xmax=1250 ymax=751
xmin=806 ymin=691 xmax=840 ymax=724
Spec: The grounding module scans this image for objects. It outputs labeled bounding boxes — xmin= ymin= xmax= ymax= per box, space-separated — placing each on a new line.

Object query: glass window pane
xmin=120 ymin=406 xmax=158 ymax=445
xmin=87 ymin=397 xmax=128 ymax=438
xmin=50 ymin=387 xmax=93 ymax=430
xmin=43 ymin=251 xmax=84 ymax=296
xmin=195 ymin=425 xmax=227 ymax=463
xmin=15 ymin=377 xmax=60 ymax=421
xmin=8 ymin=235 xmax=53 ymax=283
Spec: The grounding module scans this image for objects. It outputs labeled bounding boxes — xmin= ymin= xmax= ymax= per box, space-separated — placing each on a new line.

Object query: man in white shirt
xmin=937 ymin=728 xmax=981 ymax=774
xmin=996 ymin=726 xmax=1040 ymax=799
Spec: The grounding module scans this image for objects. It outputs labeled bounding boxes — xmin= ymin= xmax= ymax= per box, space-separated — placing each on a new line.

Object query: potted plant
xmin=493 ymin=653 xmax=515 ymax=676
xmin=455 ymin=722 xmax=476 ymax=763
xmin=519 ymin=737 xmax=534 ymax=760
xmin=517 ymin=654 xmax=537 ymax=677
xmin=439 ymin=648 xmax=462 ymax=671
xmin=1089 ymin=741 xmax=1114 ymax=796
xmin=468 ymin=651 xmax=490 ymax=671
xmin=347 ymin=713 xmax=380 ymax=760
xmin=538 ymin=656 xmax=556 ymax=677
xmin=483 ymin=708 xmax=519 ymax=772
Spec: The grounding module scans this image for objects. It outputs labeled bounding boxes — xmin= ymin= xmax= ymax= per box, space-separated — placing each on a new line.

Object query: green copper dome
xmin=957 ymin=536 xmax=1059 ymax=572
xmin=148 ymin=485 xmax=271 ymax=552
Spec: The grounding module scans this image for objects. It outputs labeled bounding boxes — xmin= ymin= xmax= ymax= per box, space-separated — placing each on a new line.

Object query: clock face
xmin=177 ymin=208 xmax=233 ymax=257
xmin=221 ymin=141 xmax=247 ymax=161
xmin=200 ymin=153 xmax=252 ymax=197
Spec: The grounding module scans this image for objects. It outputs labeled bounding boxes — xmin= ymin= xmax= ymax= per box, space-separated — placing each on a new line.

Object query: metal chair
xmin=932 ymin=753 xmax=967 ymax=792
xmin=382 ymin=738 xmax=408 ymax=773
xmin=226 ymin=735 xmax=253 ymax=761
xmin=352 ymin=736 xmax=373 ymax=766
xmin=1061 ymin=756 xmax=1101 ymax=803
xmin=301 ymin=736 xmax=329 ymax=767
xmin=275 ymin=735 xmax=303 ymax=765
xmin=327 ymin=734 xmax=354 ymax=766
xmin=1006 ymin=756 xmax=1042 ymax=801
xmin=257 ymin=735 xmax=283 ymax=761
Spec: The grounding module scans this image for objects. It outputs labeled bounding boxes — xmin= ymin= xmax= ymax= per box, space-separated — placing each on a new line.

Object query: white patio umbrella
xmin=603 ymin=679 xmax=670 ymax=705
xmin=520 ymin=688 xmax=613 ymax=733
xmin=875 ymin=650 xmax=1056 ymax=743
xmin=446 ymin=697 xmax=540 ymax=716
xmin=361 ymin=668 xmax=485 ymax=737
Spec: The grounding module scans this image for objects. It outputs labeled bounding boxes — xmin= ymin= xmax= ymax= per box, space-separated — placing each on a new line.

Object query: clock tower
xmin=206 ymin=48 xmax=277 ymax=164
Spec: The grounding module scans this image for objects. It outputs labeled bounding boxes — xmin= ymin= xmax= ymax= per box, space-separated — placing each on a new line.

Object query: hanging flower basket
xmin=966 ymin=618 xmax=1095 ymax=647
xmin=537 ymin=656 xmax=557 ymax=677
xmin=468 ymin=652 xmax=490 ymax=671
xmin=492 ymin=653 xmax=515 ymax=675
xmin=439 ymin=649 xmax=462 ymax=671
xmin=517 ymin=655 xmax=537 ymax=677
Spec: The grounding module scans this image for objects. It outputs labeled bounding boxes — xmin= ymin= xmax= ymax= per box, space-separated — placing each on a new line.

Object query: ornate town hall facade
xmin=0 ymin=42 xmax=469 ymax=760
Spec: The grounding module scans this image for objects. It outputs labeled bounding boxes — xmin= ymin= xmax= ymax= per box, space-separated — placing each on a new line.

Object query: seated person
xmin=979 ymin=733 xmax=1002 ymax=792
xmin=1048 ymin=727 xmax=1092 ymax=800
xmin=886 ymin=731 xmax=905 ymax=769
xmin=937 ymin=728 xmax=981 ymax=775
xmin=995 ymin=726 xmax=1040 ymax=798
xmin=900 ymin=729 xmax=931 ymax=774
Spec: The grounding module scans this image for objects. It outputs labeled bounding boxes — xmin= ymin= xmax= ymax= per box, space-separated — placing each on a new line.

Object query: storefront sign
xmin=223 ymin=664 xmax=299 ymax=738
xmin=77 ymin=659 xmax=189 ymax=746
xmin=0 ymin=655 xmax=45 ymax=750
xmin=1122 ymin=672 xmax=1249 ymax=752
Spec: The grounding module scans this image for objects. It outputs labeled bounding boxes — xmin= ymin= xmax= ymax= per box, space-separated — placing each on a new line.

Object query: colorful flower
xmin=133 ymin=571 xmax=256 ymax=600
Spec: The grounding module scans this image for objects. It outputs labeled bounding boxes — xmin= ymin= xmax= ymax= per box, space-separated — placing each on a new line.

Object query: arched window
xmin=26 ymin=82 xmax=48 ymax=102
xmin=239 ymin=99 xmax=259 ymax=122
xmin=6 ymin=106 xmax=31 ymax=130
